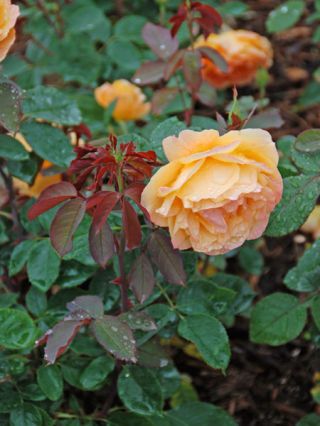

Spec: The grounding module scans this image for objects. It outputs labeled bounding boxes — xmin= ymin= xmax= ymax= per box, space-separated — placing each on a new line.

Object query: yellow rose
xmin=94 ymin=79 xmax=150 ymax=121
xmin=14 ymin=160 xmax=62 ymax=198
xmin=195 ymin=30 xmax=273 ymax=89
xmin=141 ymin=129 xmax=283 ymax=255
xmin=301 ymin=206 xmax=320 ymax=240
xmin=0 ymin=0 xmax=19 ymax=62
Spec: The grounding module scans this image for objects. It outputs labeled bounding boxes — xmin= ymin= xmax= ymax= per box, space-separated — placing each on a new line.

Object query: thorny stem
xmin=157 ymin=282 xmax=184 ymax=319
xmin=118 ymin=230 xmax=130 ymax=312
xmin=115 ymin=0 xmax=125 ymax=15
xmin=185 ymin=2 xmax=197 ymax=126
xmin=35 ymin=0 xmax=63 ymax=37
xmin=116 ymin=170 xmax=130 ymax=313
xmin=0 ymin=163 xmax=23 ymax=241
xmin=200 ymin=254 xmax=210 ymax=275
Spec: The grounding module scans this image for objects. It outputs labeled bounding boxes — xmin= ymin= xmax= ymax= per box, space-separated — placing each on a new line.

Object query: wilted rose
xmin=195 ymin=30 xmax=273 ymax=89
xmin=94 ymin=79 xmax=150 ymax=121
xmin=0 ymin=0 xmax=19 ymax=62
xmin=141 ymin=129 xmax=282 ymax=255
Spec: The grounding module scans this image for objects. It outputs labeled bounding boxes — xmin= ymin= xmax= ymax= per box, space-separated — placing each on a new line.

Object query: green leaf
xmin=168 ymin=401 xmax=237 ymax=426
xmin=212 ymin=273 xmax=256 ymax=315
xmin=26 ymin=286 xmax=47 ymax=316
xmin=311 ymin=295 xmax=320 ymax=330
xmin=0 ymin=135 xmax=29 ymax=160
xmin=291 ymin=133 xmax=320 ymax=174
xmin=265 ymin=175 xmax=320 ymax=237
xmin=217 ymin=1 xmax=248 ymax=17
xmin=0 ymin=293 xmax=18 ymax=308
xmin=0 ymin=77 xmax=22 ymax=132
xmin=298 ymin=82 xmax=320 ymax=108
xmin=266 ymin=0 xmax=304 ymax=33
xmin=65 ymin=3 xmax=109 ymax=35
xmin=294 ymin=129 xmax=320 ymax=153
xmin=0 ymin=383 xmax=22 ymax=413
xmin=58 ymin=261 xmax=96 ymax=289
xmin=118 ymin=366 xmax=163 ymax=415
xmin=155 ymin=364 xmax=181 ymax=400
xmin=23 ymin=86 xmax=82 ymax=125
xmin=37 ymin=365 xmax=63 ymax=401
xmin=47 ymin=37 xmax=103 ymax=86
xmin=9 ymin=240 xmax=36 ymax=277
xmin=7 ymin=153 xmax=40 ymax=184
xmin=21 ymin=122 xmax=75 ymax=168
xmin=250 ymin=292 xmax=307 ymax=345
xmin=178 ymin=314 xmax=230 ymax=371
xmin=79 ymin=355 xmax=115 ymax=390
xmin=297 ymin=414 xmax=320 ymax=426
xmin=10 ymin=403 xmax=43 ymax=426
xmin=177 ymin=278 xmax=237 ymax=316
xmin=238 ymin=245 xmax=264 ymax=275
xmin=108 ymin=412 xmax=153 ymax=426
xmin=0 ymin=308 xmax=36 ymax=349
xmin=92 ymin=316 xmax=137 ymax=362
xmin=284 ymin=239 xmax=320 ymax=292
xmin=150 ymin=117 xmax=187 ymax=162
xmin=27 ymin=239 xmax=61 ymax=292
xmin=107 ymin=38 xmax=142 ymax=72
xmin=114 ymin=15 xmax=147 ymax=43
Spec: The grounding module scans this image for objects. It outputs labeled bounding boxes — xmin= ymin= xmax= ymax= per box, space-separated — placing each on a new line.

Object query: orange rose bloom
xmin=14 ymin=161 xmax=61 ymax=198
xmin=141 ymin=129 xmax=282 ymax=255
xmin=94 ymin=79 xmax=150 ymax=121
xmin=0 ymin=0 xmax=19 ymax=62
xmin=195 ymin=30 xmax=273 ymax=89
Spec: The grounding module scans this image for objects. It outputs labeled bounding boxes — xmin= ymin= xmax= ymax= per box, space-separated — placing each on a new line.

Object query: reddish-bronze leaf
xmin=89 ymin=221 xmax=114 ymax=268
xmin=197 ymin=46 xmax=228 ymax=73
xmin=148 ymin=230 xmax=186 ymax=286
xmin=40 ymin=319 xmax=90 ymax=364
xmin=164 ymin=49 xmax=185 ymax=80
xmin=67 ymin=295 xmax=104 ymax=319
xmin=122 ymin=199 xmax=141 ymax=250
xmin=151 ymin=87 xmax=180 ymax=115
xmin=142 ymin=23 xmax=179 ymax=60
xmin=245 ymin=108 xmax=284 ymax=130
xmin=50 ymin=198 xmax=86 ymax=257
xmin=28 ymin=182 xmax=78 ymax=220
xmin=197 ymin=81 xmax=217 ymax=107
xmin=92 ymin=191 xmax=122 ymax=233
xmin=132 ymin=60 xmax=166 ymax=86
xmin=183 ymin=50 xmax=202 ymax=92
xmin=129 ymin=254 xmax=155 ymax=303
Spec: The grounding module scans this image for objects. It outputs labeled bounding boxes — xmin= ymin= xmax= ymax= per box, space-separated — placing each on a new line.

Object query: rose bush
xmin=142 ymin=128 xmax=282 ymax=254
xmin=0 ymin=1 xmax=319 ymax=425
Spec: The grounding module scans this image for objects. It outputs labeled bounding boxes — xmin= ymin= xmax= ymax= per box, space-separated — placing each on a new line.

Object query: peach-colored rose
xmin=0 ymin=0 xmax=19 ymax=62
xmin=195 ymin=30 xmax=273 ymax=89
xmin=141 ymin=129 xmax=283 ymax=255
xmin=94 ymin=79 xmax=150 ymax=121
xmin=14 ymin=161 xmax=61 ymax=198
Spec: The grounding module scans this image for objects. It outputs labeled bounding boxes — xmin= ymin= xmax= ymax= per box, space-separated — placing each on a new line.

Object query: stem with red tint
xmin=117 ymin=167 xmax=130 ymax=313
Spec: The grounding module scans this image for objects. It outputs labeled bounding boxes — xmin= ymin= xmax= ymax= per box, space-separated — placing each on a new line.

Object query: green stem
xmin=157 ymin=282 xmax=184 ymax=319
